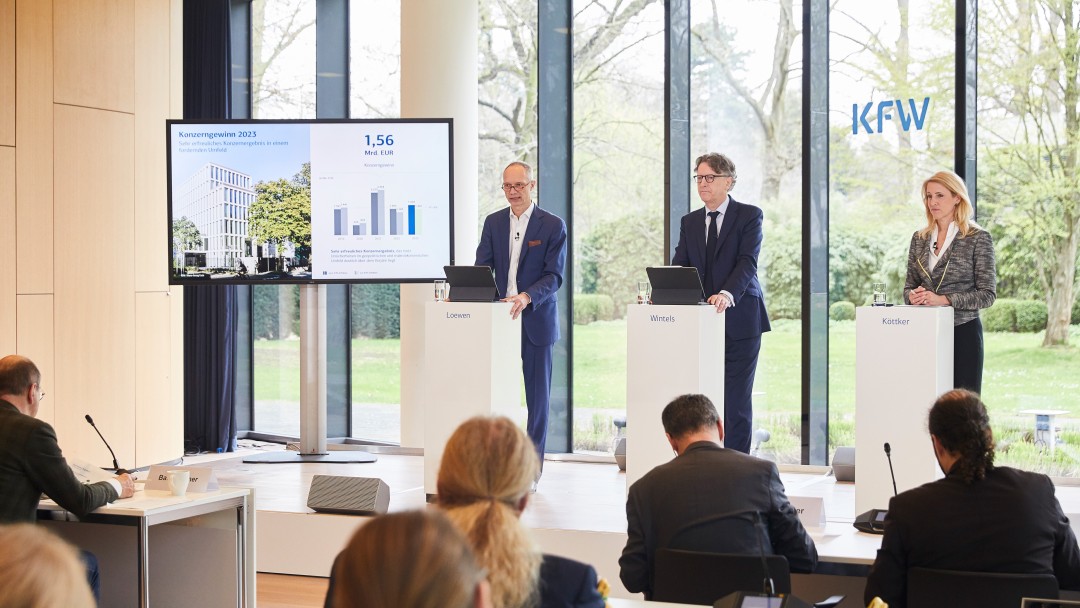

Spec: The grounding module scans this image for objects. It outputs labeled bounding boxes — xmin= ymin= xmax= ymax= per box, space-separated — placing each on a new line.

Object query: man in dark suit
xmin=671 ymin=153 xmax=770 ymax=453
xmin=0 ymin=354 xmax=135 ymax=522
xmin=619 ymin=394 xmax=817 ymax=598
xmin=475 ymin=161 xmax=567 ymax=474
xmin=0 ymin=354 xmax=135 ymax=599
xmin=864 ymin=390 xmax=1080 ymax=608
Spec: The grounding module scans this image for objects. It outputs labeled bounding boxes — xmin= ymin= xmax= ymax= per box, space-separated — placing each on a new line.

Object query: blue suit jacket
xmin=670 ymin=198 xmax=770 ymax=340
xmin=475 ymin=205 xmax=567 ymax=346
xmin=539 ymin=554 xmax=606 ymax=608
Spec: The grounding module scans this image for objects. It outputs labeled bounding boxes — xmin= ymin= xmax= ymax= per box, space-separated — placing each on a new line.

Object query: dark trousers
xmin=954 ymin=317 xmax=984 ymax=395
xmin=724 ymin=335 xmax=761 ymax=454
xmin=522 ymin=336 xmax=554 ymax=462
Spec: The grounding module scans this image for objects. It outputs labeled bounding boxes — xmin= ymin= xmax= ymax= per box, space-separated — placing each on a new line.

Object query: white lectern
xmin=626 ymin=304 xmax=724 ymax=489
xmin=855 ymin=306 xmax=953 ymax=513
xmin=424 ymin=301 xmax=521 ymax=495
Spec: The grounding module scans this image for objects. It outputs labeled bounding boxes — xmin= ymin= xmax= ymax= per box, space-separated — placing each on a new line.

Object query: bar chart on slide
xmin=308 ymin=121 xmax=452 ymax=280
xmin=331 ymin=188 xmax=423 ymax=237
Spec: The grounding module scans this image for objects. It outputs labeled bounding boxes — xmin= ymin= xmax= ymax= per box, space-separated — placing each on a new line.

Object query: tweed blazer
xmin=903 ymin=226 xmax=996 ymax=326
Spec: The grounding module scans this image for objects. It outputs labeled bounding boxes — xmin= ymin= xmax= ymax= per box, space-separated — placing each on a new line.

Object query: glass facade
xmin=231 ymin=1 xmax=1080 ymax=475
xmin=827 ymin=0 xmax=955 ymax=461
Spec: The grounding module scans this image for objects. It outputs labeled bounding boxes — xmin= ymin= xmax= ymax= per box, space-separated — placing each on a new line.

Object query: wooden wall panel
xmin=170 ymin=0 xmax=183 ymax=116
xmin=170 ymin=286 xmax=184 ymax=452
xmin=0 ymin=148 xmax=16 ymax=355
xmin=15 ymin=0 xmax=52 ymax=294
xmin=53 ymin=105 xmax=136 ymax=469
xmin=16 ymin=294 xmax=54 ymax=425
xmin=134 ymin=0 xmax=170 ymax=292
xmin=53 ymin=0 xmax=134 ymax=114
xmin=135 ymin=291 xmax=181 ymax=465
xmin=0 ymin=0 xmax=14 ymax=146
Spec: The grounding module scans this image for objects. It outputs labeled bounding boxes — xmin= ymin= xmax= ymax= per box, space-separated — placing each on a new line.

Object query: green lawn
xmin=253 ymin=321 xmax=1080 ymax=473
xmin=254 ymin=337 xmax=402 ymax=404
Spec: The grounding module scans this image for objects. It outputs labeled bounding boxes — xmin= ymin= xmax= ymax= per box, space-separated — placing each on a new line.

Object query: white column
xmin=399 ymin=0 xmax=479 ymax=448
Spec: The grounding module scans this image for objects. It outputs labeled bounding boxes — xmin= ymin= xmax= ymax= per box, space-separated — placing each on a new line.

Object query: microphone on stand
xmin=753 ymin=511 xmax=775 ymax=596
xmin=884 ymin=442 xmax=898 ymax=496
xmin=84 ymin=414 xmax=132 ymax=475
xmin=853 ymin=442 xmax=897 ymax=535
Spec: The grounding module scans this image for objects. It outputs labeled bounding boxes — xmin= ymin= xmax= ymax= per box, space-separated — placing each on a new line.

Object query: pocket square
xmin=528 ymin=239 xmax=542 ymax=247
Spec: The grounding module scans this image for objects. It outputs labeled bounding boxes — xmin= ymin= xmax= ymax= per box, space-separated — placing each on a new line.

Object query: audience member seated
xmin=619 ymin=393 xmax=818 ymax=598
xmin=325 ymin=509 xmax=491 ymax=608
xmin=0 ymin=354 xmax=135 ymax=600
xmin=0 ymin=523 xmax=95 ymax=608
xmin=864 ymin=389 xmax=1080 ymax=608
xmin=438 ymin=415 xmax=607 ymax=608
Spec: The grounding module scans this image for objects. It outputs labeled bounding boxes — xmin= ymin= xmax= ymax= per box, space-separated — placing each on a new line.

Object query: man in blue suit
xmin=671 ymin=153 xmax=770 ymax=454
xmin=475 ymin=161 xmax=567 ymax=475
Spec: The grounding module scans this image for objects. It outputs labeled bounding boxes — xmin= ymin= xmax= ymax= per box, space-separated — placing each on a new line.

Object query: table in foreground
xmin=39 ymin=487 xmax=254 ymax=608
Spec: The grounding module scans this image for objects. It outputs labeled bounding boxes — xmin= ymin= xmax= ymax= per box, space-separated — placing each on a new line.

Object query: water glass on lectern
xmin=872 ymin=282 xmax=887 ymax=306
xmin=637 ymin=281 xmax=650 ymax=305
xmin=434 ymin=280 xmax=447 ymax=302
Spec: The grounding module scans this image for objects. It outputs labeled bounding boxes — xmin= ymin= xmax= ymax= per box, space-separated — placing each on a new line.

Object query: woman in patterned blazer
xmin=903 ymin=170 xmax=997 ymax=394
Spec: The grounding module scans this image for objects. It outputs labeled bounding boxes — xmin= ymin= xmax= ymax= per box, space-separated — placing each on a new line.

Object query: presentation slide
xmin=167 ymin=119 xmax=453 ymax=284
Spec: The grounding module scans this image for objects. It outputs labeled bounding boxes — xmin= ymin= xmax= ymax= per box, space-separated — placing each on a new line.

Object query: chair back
xmin=651 ymin=548 xmax=791 ymax=605
xmin=907 ymin=567 xmax=1058 ymax=608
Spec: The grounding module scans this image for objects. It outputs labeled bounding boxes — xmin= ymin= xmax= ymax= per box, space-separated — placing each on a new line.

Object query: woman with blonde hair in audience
xmin=0 ymin=524 xmax=95 ymax=608
xmin=325 ymin=509 xmax=491 ymax=608
xmin=438 ymin=415 xmax=606 ymax=608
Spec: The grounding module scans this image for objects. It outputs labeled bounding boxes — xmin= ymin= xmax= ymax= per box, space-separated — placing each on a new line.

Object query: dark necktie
xmin=705 ymin=210 xmax=720 ymax=295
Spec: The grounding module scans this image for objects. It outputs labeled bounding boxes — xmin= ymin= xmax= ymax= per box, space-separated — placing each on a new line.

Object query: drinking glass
xmin=872 ymin=282 xmax=887 ymax=306
xmin=637 ymin=281 xmax=651 ymax=305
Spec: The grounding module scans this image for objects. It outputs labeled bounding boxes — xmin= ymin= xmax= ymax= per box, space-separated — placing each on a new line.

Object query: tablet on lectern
xmin=443 ymin=265 xmax=499 ymax=302
xmin=646 ymin=266 xmax=705 ymax=305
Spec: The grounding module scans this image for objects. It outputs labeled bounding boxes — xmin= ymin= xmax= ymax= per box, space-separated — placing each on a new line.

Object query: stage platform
xmin=187 ymin=444 xmax=1080 ymax=604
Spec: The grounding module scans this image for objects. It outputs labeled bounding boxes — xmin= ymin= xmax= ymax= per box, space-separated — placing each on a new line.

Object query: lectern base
xmin=242 ymin=451 xmax=377 ymax=464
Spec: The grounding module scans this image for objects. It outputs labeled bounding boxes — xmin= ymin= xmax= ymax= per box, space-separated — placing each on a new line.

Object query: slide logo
xmin=852 ymin=97 xmax=930 ymax=134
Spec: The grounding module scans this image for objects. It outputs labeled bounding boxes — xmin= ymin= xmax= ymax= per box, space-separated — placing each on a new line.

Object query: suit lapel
xmin=713 ymin=199 xmax=739 ymax=255
xmin=690 ymin=207 xmax=708 ymax=261
xmin=519 ymin=207 xmax=545 ymax=265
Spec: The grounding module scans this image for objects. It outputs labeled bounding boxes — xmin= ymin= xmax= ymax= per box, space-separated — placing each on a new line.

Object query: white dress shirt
xmin=929 ymin=221 xmax=959 ymax=271
xmin=703 ymin=197 xmax=735 ymax=306
xmin=506 ymin=203 xmax=534 ymax=297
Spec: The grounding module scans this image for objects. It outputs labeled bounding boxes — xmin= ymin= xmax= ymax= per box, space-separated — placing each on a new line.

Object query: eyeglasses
xmin=501 ymin=182 xmax=530 ymax=192
xmin=694 ymin=174 xmax=730 ymax=184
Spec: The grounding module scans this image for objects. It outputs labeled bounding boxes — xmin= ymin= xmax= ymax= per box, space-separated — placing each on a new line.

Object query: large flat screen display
xmin=167 ymin=118 xmax=454 ymax=284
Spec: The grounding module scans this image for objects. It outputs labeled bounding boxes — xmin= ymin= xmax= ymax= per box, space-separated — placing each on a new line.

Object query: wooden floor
xmin=257 ymin=573 xmax=328 ymax=608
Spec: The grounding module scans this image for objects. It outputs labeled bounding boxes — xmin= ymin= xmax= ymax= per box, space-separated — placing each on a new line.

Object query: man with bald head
xmin=0 ymin=355 xmax=134 ymax=523
xmin=475 ymin=161 xmax=567 ymax=487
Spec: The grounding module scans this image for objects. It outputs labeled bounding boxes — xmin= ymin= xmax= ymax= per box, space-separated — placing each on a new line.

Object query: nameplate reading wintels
xmin=145 ymin=465 xmax=219 ymax=493
xmin=649 ymin=315 xmax=676 ymax=323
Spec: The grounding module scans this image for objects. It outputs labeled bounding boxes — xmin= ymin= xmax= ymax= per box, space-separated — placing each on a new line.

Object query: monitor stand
xmin=244 ymin=285 xmax=376 ymax=464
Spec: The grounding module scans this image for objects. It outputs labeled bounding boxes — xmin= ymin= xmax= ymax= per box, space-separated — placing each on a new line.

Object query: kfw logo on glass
xmin=852 ymin=97 xmax=930 ymax=134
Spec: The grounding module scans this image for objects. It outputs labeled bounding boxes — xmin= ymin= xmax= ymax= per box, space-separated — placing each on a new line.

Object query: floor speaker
xmin=833 ymin=446 xmax=855 ymax=482
xmin=306 ymin=475 xmax=390 ymax=515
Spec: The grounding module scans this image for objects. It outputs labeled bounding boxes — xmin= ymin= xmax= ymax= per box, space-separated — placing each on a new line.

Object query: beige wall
xmin=4 ymin=0 xmax=184 ymax=467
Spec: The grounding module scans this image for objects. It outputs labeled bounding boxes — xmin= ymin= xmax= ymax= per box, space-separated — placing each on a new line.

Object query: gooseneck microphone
xmin=85 ymin=414 xmax=130 ymax=475
xmin=884 ymin=442 xmax=898 ymax=496
xmin=753 ymin=511 xmax=775 ymax=595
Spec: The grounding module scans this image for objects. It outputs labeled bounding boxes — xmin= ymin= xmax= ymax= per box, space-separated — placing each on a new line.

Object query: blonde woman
xmin=0 ymin=524 xmax=95 ymax=608
xmin=325 ymin=510 xmax=492 ymax=608
xmin=903 ymin=171 xmax=996 ymax=394
xmin=438 ymin=416 xmax=606 ymax=608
